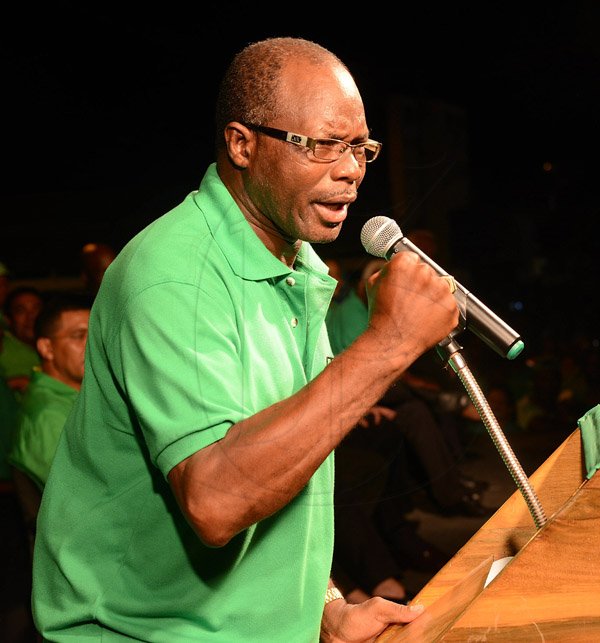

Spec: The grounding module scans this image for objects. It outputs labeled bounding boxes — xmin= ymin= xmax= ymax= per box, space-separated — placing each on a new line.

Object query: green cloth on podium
xmin=578 ymin=404 xmax=600 ymax=479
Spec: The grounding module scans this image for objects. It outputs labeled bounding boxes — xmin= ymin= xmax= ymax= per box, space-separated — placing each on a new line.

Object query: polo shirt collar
xmin=193 ymin=164 xmax=330 ymax=281
xmin=31 ymin=369 xmax=79 ymax=396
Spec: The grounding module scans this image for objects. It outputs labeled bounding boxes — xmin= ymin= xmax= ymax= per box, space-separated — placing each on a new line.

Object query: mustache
xmin=316 ymin=190 xmax=358 ymax=203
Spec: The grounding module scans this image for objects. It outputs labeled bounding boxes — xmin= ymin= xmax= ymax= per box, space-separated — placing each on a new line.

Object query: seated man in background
xmin=327 ymin=258 xmax=493 ymax=518
xmin=0 ymin=286 xmax=43 ymax=395
xmin=9 ymin=293 xmax=91 ymax=547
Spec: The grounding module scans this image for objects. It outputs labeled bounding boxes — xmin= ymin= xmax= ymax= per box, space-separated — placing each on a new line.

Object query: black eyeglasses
xmin=244 ymin=124 xmax=382 ymax=163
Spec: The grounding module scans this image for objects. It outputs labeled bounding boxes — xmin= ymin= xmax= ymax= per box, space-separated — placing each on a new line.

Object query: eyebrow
xmin=329 ymin=130 xmax=372 ymax=144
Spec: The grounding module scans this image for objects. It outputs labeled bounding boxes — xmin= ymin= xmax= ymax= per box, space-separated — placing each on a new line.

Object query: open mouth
xmin=317 ymin=201 xmax=349 ymax=225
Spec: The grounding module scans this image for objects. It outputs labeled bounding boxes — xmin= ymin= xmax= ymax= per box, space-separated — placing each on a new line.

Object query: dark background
xmin=3 ymin=2 xmax=599 ymax=353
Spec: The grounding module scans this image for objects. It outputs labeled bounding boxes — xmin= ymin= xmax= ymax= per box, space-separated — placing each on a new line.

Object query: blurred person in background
xmin=0 ymin=287 xmax=43 ymax=395
xmin=10 ymin=293 xmax=91 ymax=547
xmin=0 ymin=260 xmax=11 ymax=330
xmin=79 ymin=242 xmax=117 ymax=296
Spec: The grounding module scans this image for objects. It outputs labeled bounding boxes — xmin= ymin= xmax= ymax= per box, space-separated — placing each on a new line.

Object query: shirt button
xmin=285 ymin=277 xmax=296 ymax=286
xmin=291 ymin=317 xmax=299 ymax=328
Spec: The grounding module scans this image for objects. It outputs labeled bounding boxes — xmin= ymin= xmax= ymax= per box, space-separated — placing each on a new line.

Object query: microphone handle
xmin=386 ymin=238 xmax=524 ymax=360
xmin=465 ymin=294 xmax=524 ymax=360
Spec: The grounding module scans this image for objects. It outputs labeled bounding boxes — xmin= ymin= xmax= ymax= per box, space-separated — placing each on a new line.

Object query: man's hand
xmin=365 ymin=251 xmax=459 ymax=370
xmin=320 ymin=596 xmax=423 ymax=642
xmin=7 ymin=375 xmax=31 ymax=392
xmin=357 ymin=405 xmax=396 ymax=428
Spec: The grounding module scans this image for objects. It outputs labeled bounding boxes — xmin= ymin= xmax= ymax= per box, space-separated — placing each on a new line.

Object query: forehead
xmin=10 ymin=292 xmax=42 ymax=311
xmin=56 ymin=308 xmax=90 ymax=329
xmin=277 ymin=60 xmax=367 ymax=134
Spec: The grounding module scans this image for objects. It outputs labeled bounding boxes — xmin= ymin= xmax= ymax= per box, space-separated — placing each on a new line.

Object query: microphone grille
xmin=360 ymin=216 xmax=403 ymax=258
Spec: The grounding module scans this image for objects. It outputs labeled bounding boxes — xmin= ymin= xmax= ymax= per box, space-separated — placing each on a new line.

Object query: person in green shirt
xmin=0 ymin=377 xmax=18 ymax=482
xmin=327 ymin=259 xmax=494 ymax=516
xmin=9 ymin=294 xmax=91 ymax=548
xmin=10 ymin=294 xmax=91 ymax=489
xmin=33 ymin=37 xmax=459 ymax=642
xmin=0 ymin=286 xmax=43 ymax=395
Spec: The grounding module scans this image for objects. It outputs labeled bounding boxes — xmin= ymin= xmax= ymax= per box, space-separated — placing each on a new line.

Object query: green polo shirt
xmin=0 ymin=376 xmax=18 ymax=480
xmin=33 ymin=163 xmax=337 ymax=642
xmin=9 ymin=370 xmax=78 ymax=490
xmin=325 ymin=288 xmax=368 ymax=356
xmin=0 ymin=330 xmax=41 ymax=381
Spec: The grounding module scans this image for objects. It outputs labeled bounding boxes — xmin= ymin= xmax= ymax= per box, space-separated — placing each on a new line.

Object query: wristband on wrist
xmin=324 ymin=586 xmax=344 ymax=605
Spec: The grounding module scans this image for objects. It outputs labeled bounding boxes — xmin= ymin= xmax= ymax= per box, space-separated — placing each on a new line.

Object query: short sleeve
xmin=115 ymin=279 xmax=250 ymax=475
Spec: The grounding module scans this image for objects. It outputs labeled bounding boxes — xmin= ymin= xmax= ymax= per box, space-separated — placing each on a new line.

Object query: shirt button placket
xmin=286 ymin=276 xmax=298 ymax=328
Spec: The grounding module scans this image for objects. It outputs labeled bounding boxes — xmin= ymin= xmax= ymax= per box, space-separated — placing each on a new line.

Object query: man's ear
xmin=36 ymin=337 xmax=53 ymax=361
xmin=223 ymin=122 xmax=255 ymax=169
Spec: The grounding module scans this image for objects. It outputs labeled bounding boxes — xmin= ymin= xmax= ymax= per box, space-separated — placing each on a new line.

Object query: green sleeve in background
xmin=578 ymin=404 xmax=600 ymax=479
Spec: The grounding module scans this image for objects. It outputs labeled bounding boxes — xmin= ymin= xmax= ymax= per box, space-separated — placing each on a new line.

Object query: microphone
xmin=360 ymin=216 xmax=524 ymax=360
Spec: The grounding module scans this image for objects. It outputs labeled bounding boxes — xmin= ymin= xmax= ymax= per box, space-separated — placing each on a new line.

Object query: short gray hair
xmin=214 ymin=37 xmax=347 ymax=151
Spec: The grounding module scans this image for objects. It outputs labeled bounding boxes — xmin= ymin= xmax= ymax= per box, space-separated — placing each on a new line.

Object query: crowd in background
xmin=0 ymin=236 xmax=598 ymax=640
xmin=0 ymin=244 xmax=114 ymax=641
xmin=321 ymin=239 xmax=600 ymax=602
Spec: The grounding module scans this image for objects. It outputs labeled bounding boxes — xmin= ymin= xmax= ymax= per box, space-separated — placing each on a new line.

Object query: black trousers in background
xmin=332 ymin=415 xmax=415 ymax=593
xmin=0 ymin=487 xmax=38 ymax=642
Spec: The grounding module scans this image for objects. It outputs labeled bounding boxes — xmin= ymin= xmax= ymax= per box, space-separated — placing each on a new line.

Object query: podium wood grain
xmin=378 ymin=428 xmax=600 ymax=641
xmin=375 ymin=557 xmax=493 ymax=642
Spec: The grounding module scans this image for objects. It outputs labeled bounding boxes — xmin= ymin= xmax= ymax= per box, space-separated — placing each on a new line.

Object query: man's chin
xmin=309 ymin=222 xmax=343 ymax=245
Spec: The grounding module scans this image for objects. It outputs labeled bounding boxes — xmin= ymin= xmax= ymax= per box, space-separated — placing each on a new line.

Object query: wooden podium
xmin=378 ymin=427 xmax=600 ymax=641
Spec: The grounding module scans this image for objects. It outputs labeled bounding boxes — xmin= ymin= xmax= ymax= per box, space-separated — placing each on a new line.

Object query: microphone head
xmin=360 ymin=216 xmax=404 ymax=258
